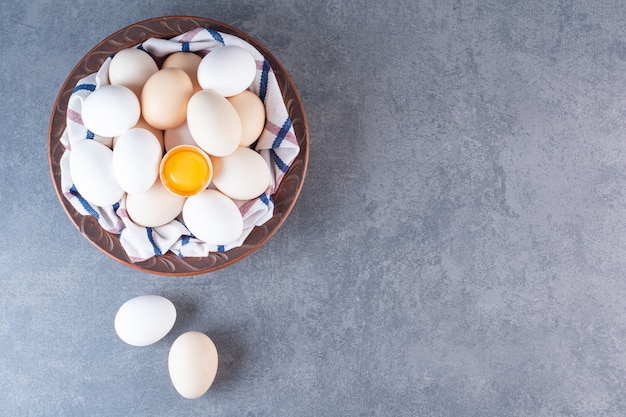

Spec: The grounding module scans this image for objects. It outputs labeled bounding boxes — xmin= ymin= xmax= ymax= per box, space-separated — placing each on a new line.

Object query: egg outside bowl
xmin=48 ymin=16 xmax=309 ymax=276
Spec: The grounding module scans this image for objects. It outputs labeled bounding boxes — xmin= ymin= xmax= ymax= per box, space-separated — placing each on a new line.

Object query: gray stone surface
xmin=1 ymin=0 xmax=626 ymax=415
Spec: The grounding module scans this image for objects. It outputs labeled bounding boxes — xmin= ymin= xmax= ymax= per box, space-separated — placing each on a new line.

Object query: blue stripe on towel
xmin=85 ymin=130 xmax=94 ymax=139
xmin=69 ymin=185 xmax=99 ymax=219
xmin=72 ymin=84 xmax=96 ymax=94
xmin=217 ymin=245 xmax=225 ymax=252
xmin=272 ymin=117 xmax=292 ymax=148
xmin=271 ymin=149 xmax=289 ymax=173
xmin=206 ymin=28 xmax=224 ymax=44
xmin=259 ymin=59 xmax=270 ymax=103
xmin=259 ymin=193 xmax=269 ymax=206
xmin=146 ymin=228 xmax=162 ymax=255
xmin=182 ymin=42 xmax=190 ymax=52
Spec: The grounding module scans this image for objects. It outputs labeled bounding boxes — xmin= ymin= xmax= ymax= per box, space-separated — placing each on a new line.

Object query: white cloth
xmin=59 ymin=28 xmax=300 ymax=262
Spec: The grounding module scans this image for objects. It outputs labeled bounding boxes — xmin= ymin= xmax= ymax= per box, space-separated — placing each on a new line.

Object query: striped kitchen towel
xmin=59 ymin=28 xmax=300 ymax=262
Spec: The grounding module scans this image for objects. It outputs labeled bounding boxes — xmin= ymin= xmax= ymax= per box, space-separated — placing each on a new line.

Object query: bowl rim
xmin=48 ymin=16 xmax=309 ymax=276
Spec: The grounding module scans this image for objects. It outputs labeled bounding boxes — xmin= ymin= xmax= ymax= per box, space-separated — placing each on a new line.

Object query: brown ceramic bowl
xmin=48 ymin=16 xmax=309 ymax=276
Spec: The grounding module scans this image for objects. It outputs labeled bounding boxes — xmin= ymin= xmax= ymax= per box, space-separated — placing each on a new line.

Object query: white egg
xmin=69 ymin=139 xmax=124 ymax=207
xmin=183 ymin=189 xmax=243 ymax=245
xmin=135 ymin=117 xmax=164 ymax=152
xmin=81 ymin=85 xmax=140 ymax=137
xmin=114 ymin=295 xmax=176 ymax=347
xmin=112 ymin=117 xmax=164 ymax=153
xmin=211 ymin=147 xmax=271 ymax=200
xmin=126 ymin=178 xmax=186 ymax=228
xmin=164 ymin=121 xmax=198 ymax=152
xmin=187 ymin=90 xmax=241 ymax=157
xmin=168 ymin=331 xmax=218 ymax=399
xmin=197 ymin=45 xmax=256 ymax=97
xmin=112 ymin=128 xmax=162 ymax=194
xmin=108 ymin=48 xmax=159 ymax=97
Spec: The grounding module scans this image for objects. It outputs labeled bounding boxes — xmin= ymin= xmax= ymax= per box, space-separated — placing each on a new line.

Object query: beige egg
xmin=187 ymin=90 xmax=241 ymax=157
xmin=211 ymin=147 xmax=271 ymax=201
xmin=162 ymin=52 xmax=202 ymax=93
xmin=141 ymin=68 xmax=193 ymax=130
xmin=108 ymin=48 xmax=158 ymax=97
xmin=168 ymin=331 xmax=218 ymax=399
xmin=227 ymin=90 xmax=266 ymax=147
xmin=126 ymin=178 xmax=186 ymax=228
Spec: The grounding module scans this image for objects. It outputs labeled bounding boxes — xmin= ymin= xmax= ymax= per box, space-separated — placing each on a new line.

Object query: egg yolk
xmin=162 ymin=150 xmax=211 ymax=195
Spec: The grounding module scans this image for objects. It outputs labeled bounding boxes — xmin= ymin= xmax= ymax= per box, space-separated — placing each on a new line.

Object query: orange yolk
xmin=162 ymin=149 xmax=211 ymax=195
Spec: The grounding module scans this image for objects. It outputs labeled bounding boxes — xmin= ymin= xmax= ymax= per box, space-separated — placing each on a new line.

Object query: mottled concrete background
xmin=1 ymin=0 xmax=626 ymax=416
